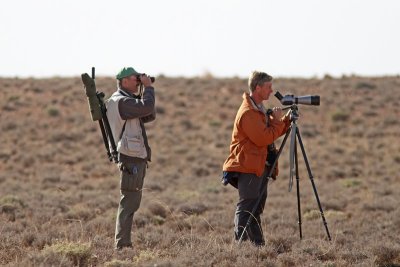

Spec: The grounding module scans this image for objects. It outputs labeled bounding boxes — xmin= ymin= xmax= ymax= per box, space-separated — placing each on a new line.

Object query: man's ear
xmin=121 ymin=78 xmax=127 ymax=87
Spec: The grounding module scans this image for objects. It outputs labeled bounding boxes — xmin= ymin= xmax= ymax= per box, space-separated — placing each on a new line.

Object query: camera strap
xmin=265 ymin=107 xmax=277 ymax=168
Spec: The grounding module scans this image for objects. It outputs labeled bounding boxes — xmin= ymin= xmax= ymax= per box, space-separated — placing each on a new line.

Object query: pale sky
xmin=1 ymin=0 xmax=399 ymax=78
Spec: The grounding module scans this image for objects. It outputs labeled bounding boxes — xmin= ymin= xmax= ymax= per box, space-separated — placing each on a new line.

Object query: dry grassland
xmin=0 ymin=75 xmax=399 ymax=266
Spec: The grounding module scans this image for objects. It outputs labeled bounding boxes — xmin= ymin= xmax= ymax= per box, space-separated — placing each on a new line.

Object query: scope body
xmin=275 ymin=91 xmax=320 ymax=106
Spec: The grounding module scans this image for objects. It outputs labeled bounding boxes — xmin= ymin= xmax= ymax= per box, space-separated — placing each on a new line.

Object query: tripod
xmin=81 ymin=67 xmax=119 ymax=163
xmin=238 ymin=105 xmax=331 ymax=243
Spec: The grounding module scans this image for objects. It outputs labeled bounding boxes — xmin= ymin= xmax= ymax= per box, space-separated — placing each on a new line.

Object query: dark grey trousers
xmin=234 ymin=170 xmax=268 ymax=246
xmin=114 ymin=158 xmax=147 ymax=249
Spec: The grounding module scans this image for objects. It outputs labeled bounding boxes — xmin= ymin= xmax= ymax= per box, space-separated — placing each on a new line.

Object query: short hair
xmin=248 ymin=71 xmax=273 ymax=92
xmin=117 ymin=76 xmax=129 ymax=89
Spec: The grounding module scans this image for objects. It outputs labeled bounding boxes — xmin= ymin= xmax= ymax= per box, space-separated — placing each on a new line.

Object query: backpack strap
xmin=119 ymin=121 xmax=127 ymax=140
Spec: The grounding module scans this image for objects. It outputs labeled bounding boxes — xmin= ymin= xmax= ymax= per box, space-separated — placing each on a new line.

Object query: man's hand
xmin=140 ymin=75 xmax=152 ymax=87
xmin=271 ymin=107 xmax=283 ymax=119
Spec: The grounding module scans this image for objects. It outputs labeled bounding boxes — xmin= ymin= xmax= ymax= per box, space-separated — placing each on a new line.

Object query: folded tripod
xmin=81 ymin=67 xmax=118 ymax=163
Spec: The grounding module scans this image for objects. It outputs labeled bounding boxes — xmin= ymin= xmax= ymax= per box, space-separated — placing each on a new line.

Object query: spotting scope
xmin=275 ymin=91 xmax=320 ymax=106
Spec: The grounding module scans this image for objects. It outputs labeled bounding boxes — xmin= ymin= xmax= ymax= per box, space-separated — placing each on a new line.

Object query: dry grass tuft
xmin=148 ymin=202 xmax=168 ymax=218
xmin=41 ymin=241 xmax=92 ymax=267
xmin=0 ymin=195 xmax=26 ymax=208
xmin=178 ymin=203 xmax=208 ymax=215
xmin=133 ymin=249 xmax=160 ymax=264
xmin=104 ymin=259 xmax=133 ymax=267
xmin=331 ymin=110 xmax=350 ymax=122
xmin=372 ymin=245 xmax=400 ymax=266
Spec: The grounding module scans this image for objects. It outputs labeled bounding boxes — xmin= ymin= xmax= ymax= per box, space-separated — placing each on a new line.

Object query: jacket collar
xmin=118 ymin=88 xmax=131 ymax=97
xmin=118 ymin=88 xmax=141 ymax=99
xmin=243 ymin=92 xmax=263 ymax=113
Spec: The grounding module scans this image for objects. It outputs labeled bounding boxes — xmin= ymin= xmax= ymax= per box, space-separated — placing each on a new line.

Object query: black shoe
xmin=252 ymin=240 xmax=265 ymax=247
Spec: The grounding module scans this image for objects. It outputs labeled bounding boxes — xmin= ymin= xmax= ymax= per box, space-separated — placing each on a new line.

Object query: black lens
xmin=311 ymin=96 xmax=320 ymax=105
xmin=274 ymin=91 xmax=283 ymax=100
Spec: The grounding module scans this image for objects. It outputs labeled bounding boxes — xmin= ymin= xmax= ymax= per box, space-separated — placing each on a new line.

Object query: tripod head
xmin=282 ymin=105 xmax=300 ymax=122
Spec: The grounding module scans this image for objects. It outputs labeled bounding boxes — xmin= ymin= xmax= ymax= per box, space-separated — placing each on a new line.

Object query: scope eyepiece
xmin=274 ymin=91 xmax=283 ymax=101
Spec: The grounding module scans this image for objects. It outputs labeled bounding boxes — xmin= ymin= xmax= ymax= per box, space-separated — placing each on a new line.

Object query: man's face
xmin=257 ymin=81 xmax=273 ymax=101
xmin=122 ymin=75 xmax=139 ymax=93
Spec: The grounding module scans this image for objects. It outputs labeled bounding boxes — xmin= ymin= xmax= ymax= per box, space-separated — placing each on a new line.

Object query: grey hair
xmin=248 ymin=71 xmax=273 ymax=92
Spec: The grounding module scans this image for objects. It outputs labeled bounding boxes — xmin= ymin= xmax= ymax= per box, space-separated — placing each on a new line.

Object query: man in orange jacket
xmin=222 ymin=71 xmax=290 ymax=246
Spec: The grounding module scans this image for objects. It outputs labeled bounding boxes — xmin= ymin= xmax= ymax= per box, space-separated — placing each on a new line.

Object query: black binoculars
xmin=136 ymin=74 xmax=155 ymax=83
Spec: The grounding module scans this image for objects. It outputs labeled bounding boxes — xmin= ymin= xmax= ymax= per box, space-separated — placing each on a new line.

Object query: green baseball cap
xmin=116 ymin=67 xmax=140 ymax=80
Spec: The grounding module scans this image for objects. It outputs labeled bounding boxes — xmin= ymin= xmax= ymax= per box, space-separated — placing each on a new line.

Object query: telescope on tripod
xmin=239 ymin=91 xmax=331 ymax=243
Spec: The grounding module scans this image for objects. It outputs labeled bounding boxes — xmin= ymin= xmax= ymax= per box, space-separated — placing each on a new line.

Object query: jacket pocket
xmin=123 ymin=136 xmax=143 ymax=153
xmin=243 ymin=150 xmax=263 ymax=173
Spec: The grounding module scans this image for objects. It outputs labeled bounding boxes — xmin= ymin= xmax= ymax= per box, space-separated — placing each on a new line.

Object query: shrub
xmin=156 ymin=106 xmax=166 ymax=114
xmin=133 ymin=249 xmax=160 ymax=264
xmin=340 ymin=179 xmax=361 ymax=188
xmin=209 ymin=120 xmax=222 ymax=127
xmin=47 ymin=106 xmax=60 ymax=117
xmin=8 ymin=95 xmax=20 ymax=102
xmin=372 ymin=246 xmax=400 ymax=266
xmin=0 ymin=195 xmax=26 ymax=207
xmin=65 ymin=204 xmax=94 ymax=221
xmin=269 ymin=236 xmax=294 ymax=254
xmin=148 ymin=202 xmax=168 ymax=218
xmin=22 ymin=232 xmax=37 ymax=247
xmin=0 ymin=195 xmax=26 ymax=215
xmin=355 ymin=81 xmax=376 ymax=90
xmin=303 ymin=210 xmax=321 ymax=220
xmin=331 ymin=111 xmax=349 ymax=122
xmin=178 ymin=203 xmax=207 ymax=215
xmin=104 ymin=259 xmax=133 ymax=267
xmin=42 ymin=241 xmax=92 ymax=267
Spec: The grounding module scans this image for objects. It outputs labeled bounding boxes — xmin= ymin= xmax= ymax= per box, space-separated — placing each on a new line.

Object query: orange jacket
xmin=223 ymin=93 xmax=290 ymax=177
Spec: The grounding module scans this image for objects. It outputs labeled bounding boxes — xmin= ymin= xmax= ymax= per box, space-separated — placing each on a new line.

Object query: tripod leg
xmin=98 ymin=119 xmax=112 ymax=161
xmin=238 ymin=127 xmax=292 ymax=244
xmin=294 ymin=133 xmax=303 ymax=239
xmin=296 ymin=129 xmax=332 ymax=241
xmin=289 ymin=123 xmax=297 ymax=191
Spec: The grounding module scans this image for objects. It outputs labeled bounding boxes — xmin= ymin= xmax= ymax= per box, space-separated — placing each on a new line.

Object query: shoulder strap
xmin=116 ymin=88 xmax=141 ymax=139
xmin=119 ymin=121 xmax=127 ymax=139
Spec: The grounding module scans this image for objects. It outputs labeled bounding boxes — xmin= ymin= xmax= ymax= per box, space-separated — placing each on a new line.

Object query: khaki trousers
xmin=114 ymin=158 xmax=146 ymax=249
xmin=234 ymin=169 xmax=269 ymax=246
